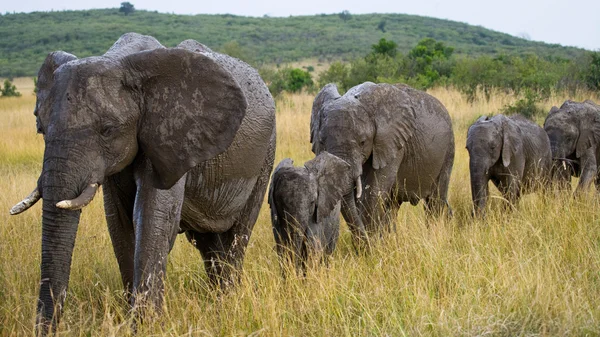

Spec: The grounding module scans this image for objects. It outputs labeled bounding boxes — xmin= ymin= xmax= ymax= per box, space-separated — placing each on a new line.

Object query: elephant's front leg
xmin=103 ymin=166 xmax=137 ymax=298
xmin=131 ymin=162 xmax=185 ymax=312
xmin=496 ymin=171 xmax=521 ymax=209
xmin=359 ymin=162 xmax=399 ymax=235
xmin=575 ymin=149 xmax=598 ymax=195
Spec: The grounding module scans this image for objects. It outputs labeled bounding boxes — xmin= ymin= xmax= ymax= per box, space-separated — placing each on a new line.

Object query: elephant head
xmin=466 ymin=115 xmax=523 ymax=215
xmin=268 ymin=152 xmax=351 ymax=271
xmin=544 ymin=100 xmax=600 ymax=184
xmin=310 ymin=82 xmax=414 ymax=235
xmin=11 ymin=47 xmax=247 ymax=330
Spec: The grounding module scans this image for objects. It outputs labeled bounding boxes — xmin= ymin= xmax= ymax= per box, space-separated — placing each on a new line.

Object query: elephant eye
xmin=100 ymin=124 xmax=115 ymax=137
xmin=36 ymin=119 xmax=44 ymax=135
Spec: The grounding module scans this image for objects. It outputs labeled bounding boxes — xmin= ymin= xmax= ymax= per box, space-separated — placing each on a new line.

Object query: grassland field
xmin=1 ymin=78 xmax=599 ymax=336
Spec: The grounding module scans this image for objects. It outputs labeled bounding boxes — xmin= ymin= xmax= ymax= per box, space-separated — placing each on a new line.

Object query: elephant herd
xmin=8 ymin=33 xmax=600 ymax=334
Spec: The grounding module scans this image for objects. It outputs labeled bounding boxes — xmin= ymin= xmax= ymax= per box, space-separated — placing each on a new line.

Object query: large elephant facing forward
xmin=310 ymin=82 xmax=454 ymax=241
xmin=544 ymin=100 xmax=600 ymax=193
xmin=10 ymin=33 xmax=275 ymax=334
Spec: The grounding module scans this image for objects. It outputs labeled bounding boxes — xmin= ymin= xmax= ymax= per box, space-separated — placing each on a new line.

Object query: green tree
xmin=585 ymin=52 xmax=600 ymax=90
xmin=119 ymin=2 xmax=135 ymax=15
xmin=377 ymin=20 xmax=386 ymax=33
xmin=371 ymin=38 xmax=397 ymax=58
xmin=263 ymin=68 xmax=314 ymax=97
xmin=407 ymin=38 xmax=454 ymax=89
xmin=318 ymin=61 xmax=349 ymax=89
xmin=286 ymin=68 xmax=313 ymax=92
xmin=338 ymin=10 xmax=351 ymax=22
xmin=1 ymin=79 xmax=21 ymax=97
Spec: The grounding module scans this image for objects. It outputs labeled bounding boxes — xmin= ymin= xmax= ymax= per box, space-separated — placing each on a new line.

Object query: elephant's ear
xmin=311 ymin=84 xmax=340 ymax=154
xmin=501 ymin=117 xmax=523 ymax=167
xmin=123 ymin=48 xmax=247 ymax=189
xmin=575 ymin=111 xmax=600 ymax=158
xmin=268 ymin=158 xmax=294 ymax=212
xmin=305 ymin=152 xmax=352 ymax=223
xmin=360 ymin=84 xmax=414 ymax=170
xmin=35 ymin=51 xmax=78 ymax=132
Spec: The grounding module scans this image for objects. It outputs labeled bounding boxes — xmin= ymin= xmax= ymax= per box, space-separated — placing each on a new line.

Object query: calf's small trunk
xmin=470 ymin=164 xmax=489 ymax=217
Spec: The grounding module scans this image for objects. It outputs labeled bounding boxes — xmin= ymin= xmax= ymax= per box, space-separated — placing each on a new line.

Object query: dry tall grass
xmin=1 ymin=82 xmax=599 ymax=336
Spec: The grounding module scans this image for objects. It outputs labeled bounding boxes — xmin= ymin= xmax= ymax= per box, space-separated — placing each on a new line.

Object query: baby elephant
xmin=268 ymin=152 xmax=352 ymax=274
xmin=467 ymin=114 xmax=552 ymax=216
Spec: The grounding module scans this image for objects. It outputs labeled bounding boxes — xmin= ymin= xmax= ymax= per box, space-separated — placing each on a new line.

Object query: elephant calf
xmin=268 ymin=152 xmax=351 ymax=274
xmin=467 ymin=114 xmax=552 ymax=215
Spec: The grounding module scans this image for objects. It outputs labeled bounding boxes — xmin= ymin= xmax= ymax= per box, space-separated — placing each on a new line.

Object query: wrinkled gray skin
xmin=467 ymin=114 xmax=552 ymax=216
xmin=13 ymin=33 xmax=275 ymax=334
xmin=311 ymin=82 xmax=454 ymax=241
xmin=544 ymin=100 xmax=600 ymax=194
xmin=268 ymin=153 xmax=352 ymax=274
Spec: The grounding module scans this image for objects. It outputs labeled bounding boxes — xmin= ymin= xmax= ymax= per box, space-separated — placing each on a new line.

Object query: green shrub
xmin=1 ymin=79 xmax=21 ymax=97
xmin=260 ymin=67 xmax=313 ymax=97
xmin=501 ymin=89 xmax=544 ymax=119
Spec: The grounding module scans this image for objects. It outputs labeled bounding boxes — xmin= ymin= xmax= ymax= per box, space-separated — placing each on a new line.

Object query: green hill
xmin=0 ymin=9 xmax=587 ymax=77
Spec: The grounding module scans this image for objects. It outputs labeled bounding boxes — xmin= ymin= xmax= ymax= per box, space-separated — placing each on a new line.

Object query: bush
xmin=260 ymin=67 xmax=313 ymax=97
xmin=501 ymin=89 xmax=544 ymax=119
xmin=1 ymin=79 xmax=21 ymax=97
xmin=318 ymin=61 xmax=349 ymax=89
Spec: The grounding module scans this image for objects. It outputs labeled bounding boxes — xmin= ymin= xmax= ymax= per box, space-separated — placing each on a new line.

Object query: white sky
xmin=3 ymin=0 xmax=599 ymax=50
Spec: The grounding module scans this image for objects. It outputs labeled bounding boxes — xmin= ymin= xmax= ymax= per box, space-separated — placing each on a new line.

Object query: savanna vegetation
xmin=1 ymin=7 xmax=600 ymax=335
xmin=0 ymin=9 xmax=588 ymax=77
xmin=1 ymin=79 xmax=599 ymax=335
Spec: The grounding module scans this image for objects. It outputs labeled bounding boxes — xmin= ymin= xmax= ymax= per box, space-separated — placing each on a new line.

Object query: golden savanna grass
xmin=1 ymin=80 xmax=599 ymax=336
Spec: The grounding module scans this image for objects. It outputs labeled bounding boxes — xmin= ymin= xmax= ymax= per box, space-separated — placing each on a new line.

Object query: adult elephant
xmin=10 ymin=33 xmax=276 ymax=334
xmin=544 ymin=100 xmax=600 ymax=193
xmin=310 ymin=82 xmax=454 ymax=241
xmin=467 ymin=114 xmax=552 ymax=216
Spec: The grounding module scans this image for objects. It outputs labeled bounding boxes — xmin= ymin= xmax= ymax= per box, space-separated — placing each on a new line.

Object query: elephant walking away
xmin=544 ymin=100 xmax=600 ymax=194
xmin=310 ymin=82 xmax=454 ymax=242
xmin=268 ymin=152 xmax=352 ymax=274
xmin=467 ymin=114 xmax=552 ymax=216
xmin=9 ymin=33 xmax=276 ymax=334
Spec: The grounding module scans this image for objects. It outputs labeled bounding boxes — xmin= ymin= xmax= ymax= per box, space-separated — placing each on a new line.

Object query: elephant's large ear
xmin=305 ymin=152 xmax=352 ymax=223
xmin=575 ymin=109 xmax=600 ymax=158
xmin=123 ymin=48 xmax=247 ymax=189
xmin=501 ymin=117 xmax=523 ymax=167
xmin=310 ymin=84 xmax=340 ymax=154
xmin=360 ymin=84 xmax=415 ymax=170
xmin=268 ymin=159 xmax=294 ymax=213
xmin=35 ymin=51 xmax=78 ymax=132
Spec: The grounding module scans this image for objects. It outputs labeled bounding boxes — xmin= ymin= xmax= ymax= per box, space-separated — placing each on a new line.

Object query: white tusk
xmin=562 ymin=161 xmax=567 ymax=170
xmin=355 ymin=176 xmax=362 ymax=199
xmin=10 ymin=187 xmax=41 ymax=215
xmin=56 ymin=183 xmax=99 ymax=210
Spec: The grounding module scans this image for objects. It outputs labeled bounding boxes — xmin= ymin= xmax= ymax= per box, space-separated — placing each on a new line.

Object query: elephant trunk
xmin=37 ymin=193 xmax=81 ymax=334
xmin=470 ymin=162 xmax=489 ymax=217
xmin=341 ymin=192 xmax=368 ymax=248
xmin=550 ymin=159 xmax=572 ymax=189
xmin=35 ymin=155 xmax=88 ymax=335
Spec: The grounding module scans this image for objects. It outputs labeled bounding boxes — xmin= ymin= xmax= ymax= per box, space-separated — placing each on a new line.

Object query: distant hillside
xmin=0 ymin=9 xmax=587 ymax=77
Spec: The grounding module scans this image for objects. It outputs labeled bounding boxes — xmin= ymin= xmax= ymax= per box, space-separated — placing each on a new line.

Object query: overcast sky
xmin=4 ymin=0 xmax=599 ymax=50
